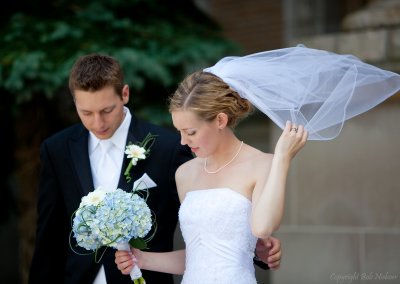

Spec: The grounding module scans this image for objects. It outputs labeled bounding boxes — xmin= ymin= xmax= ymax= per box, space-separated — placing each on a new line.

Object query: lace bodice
xmin=179 ymin=188 xmax=257 ymax=284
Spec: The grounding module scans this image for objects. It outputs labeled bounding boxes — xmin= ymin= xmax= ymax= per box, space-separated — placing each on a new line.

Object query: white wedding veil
xmin=203 ymin=45 xmax=400 ymax=140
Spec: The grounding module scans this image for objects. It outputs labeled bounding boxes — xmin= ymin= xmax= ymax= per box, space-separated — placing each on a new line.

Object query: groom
xmin=28 ymin=54 xmax=281 ymax=284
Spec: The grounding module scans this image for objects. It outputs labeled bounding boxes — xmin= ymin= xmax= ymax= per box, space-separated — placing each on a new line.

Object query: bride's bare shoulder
xmin=175 ymin=158 xmax=202 ymax=200
xmin=177 ymin=157 xmax=199 ymax=172
xmin=175 ymin=158 xmax=201 ymax=181
xmin=245 ymin=145 xmax=273 ymax=163
xmin=239 ymin=146 xmax=273 ymax=176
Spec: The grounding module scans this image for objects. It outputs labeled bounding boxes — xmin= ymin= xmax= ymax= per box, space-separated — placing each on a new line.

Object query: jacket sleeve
xmin=28 ymin=141 xmax=69 ymax=283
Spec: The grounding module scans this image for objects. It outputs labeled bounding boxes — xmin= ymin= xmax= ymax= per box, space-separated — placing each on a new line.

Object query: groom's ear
xmin=216 ymin=112 xmax=229 ymax=129
xmin=122 ymin=84 xmax=130 ymax=104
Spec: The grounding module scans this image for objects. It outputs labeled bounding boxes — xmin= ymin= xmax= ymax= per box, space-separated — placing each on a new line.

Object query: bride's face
xmin=171 ymin=110 xmax=220 ymax=157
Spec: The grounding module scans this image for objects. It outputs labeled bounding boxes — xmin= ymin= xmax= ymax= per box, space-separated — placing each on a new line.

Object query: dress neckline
xmin=185 ymin=188 xmax=252 ymax=204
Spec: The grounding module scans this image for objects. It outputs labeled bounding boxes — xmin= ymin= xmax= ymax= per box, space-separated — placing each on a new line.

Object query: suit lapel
xmin=69 ymin=127 xmax=94 ymax=196
xmin=118 ymin=117 xmax=145 ymax=192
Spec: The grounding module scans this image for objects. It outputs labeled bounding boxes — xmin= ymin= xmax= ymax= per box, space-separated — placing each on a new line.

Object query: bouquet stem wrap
xmin=116 ymin=243 xmax=146 ymax=284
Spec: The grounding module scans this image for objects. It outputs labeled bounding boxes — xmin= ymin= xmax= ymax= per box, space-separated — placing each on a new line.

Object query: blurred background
xmin=1 ymin=0 xmax=399 ymax=283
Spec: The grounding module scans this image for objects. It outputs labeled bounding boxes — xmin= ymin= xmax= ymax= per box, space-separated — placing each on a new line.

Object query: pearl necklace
xmin=204 ymin=141 xmax=244 ymax=174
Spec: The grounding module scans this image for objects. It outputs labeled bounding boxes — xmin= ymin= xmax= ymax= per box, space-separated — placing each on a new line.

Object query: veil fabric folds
xmin=203 ymin=45 xmax=400 ymax=140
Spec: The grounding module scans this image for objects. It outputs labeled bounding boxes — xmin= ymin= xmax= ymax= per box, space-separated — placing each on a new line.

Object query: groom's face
xmin=74 ymin=85 xmax=129 ymax=139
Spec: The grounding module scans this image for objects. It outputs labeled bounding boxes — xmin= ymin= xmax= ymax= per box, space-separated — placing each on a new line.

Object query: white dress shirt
xmin=89 ymin=107 xmax=131 ymax=284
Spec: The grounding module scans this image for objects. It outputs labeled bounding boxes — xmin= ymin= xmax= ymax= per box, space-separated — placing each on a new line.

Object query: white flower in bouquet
xmin=80 ymin=188 xmax=107 ymax=206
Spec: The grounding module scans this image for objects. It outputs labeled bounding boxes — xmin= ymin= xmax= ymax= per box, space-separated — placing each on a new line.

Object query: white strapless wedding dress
xmin=179 ymin=188 xmax=258 ymax=284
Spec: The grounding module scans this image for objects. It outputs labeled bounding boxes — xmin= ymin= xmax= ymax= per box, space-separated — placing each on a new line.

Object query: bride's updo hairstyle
xmin=169 ymin=71 xmax=254 ymax=128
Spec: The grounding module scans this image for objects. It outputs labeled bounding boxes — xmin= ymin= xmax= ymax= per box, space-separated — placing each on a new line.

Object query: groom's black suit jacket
xmin=28 ymin=114 xmax=193 ymax=284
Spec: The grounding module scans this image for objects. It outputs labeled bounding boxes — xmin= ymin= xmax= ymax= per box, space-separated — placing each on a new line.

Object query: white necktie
xmin=93 ymin=140 xmax=121 ymax=284
xmin=96 ymin=140 xmax=117 ymax=190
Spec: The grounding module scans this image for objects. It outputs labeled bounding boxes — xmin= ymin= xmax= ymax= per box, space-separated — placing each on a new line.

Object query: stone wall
xmin=290 ymin=23 xmax=400 ymax=72
xmin=289 ymin=0 xmax=400 ymax=72
xmin=275 ymin=1 xmax=400 ymax=283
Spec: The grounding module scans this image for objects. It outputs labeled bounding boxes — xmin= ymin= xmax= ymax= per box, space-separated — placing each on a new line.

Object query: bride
xmin=116 ymin=70 xmax=307 ymax=283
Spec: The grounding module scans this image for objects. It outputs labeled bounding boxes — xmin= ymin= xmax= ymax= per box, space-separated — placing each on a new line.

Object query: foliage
xmin=0 ymin=0 xmax=240 ymax=124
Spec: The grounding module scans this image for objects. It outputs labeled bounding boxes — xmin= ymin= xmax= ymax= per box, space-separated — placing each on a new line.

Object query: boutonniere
xmin=124 ymin=133 xmax=157 ymax=183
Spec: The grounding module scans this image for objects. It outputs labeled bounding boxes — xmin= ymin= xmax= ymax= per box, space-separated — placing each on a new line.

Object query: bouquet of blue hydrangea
xmin=70 ymin=187 xmax=154 ymax=284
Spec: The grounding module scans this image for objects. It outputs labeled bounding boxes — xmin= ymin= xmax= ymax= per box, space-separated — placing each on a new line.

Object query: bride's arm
xmin=116 ymin=167 xmax=189 ymax=276
xmin=140 ymin=249 xmax=186 ymax=275
xmin=251 ymin=121 xmax=307 ymax=238
xmin=115 ymin=249 xmax=186 ymax=275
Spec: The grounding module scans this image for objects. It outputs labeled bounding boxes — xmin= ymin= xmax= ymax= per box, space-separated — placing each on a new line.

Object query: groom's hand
xmin=255 ymin=236 xmax=282 ymax=270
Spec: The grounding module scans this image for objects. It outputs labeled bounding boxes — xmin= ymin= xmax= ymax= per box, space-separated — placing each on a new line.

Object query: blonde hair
xmin=169 ymin=71 xmax=253 ymax=128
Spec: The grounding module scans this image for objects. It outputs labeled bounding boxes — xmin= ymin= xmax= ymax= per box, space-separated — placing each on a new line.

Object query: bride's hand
xmin=274 ymin=121 xmax=308 ymax=160
xmin=115 ymin=248 xmax=143 ymax=275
